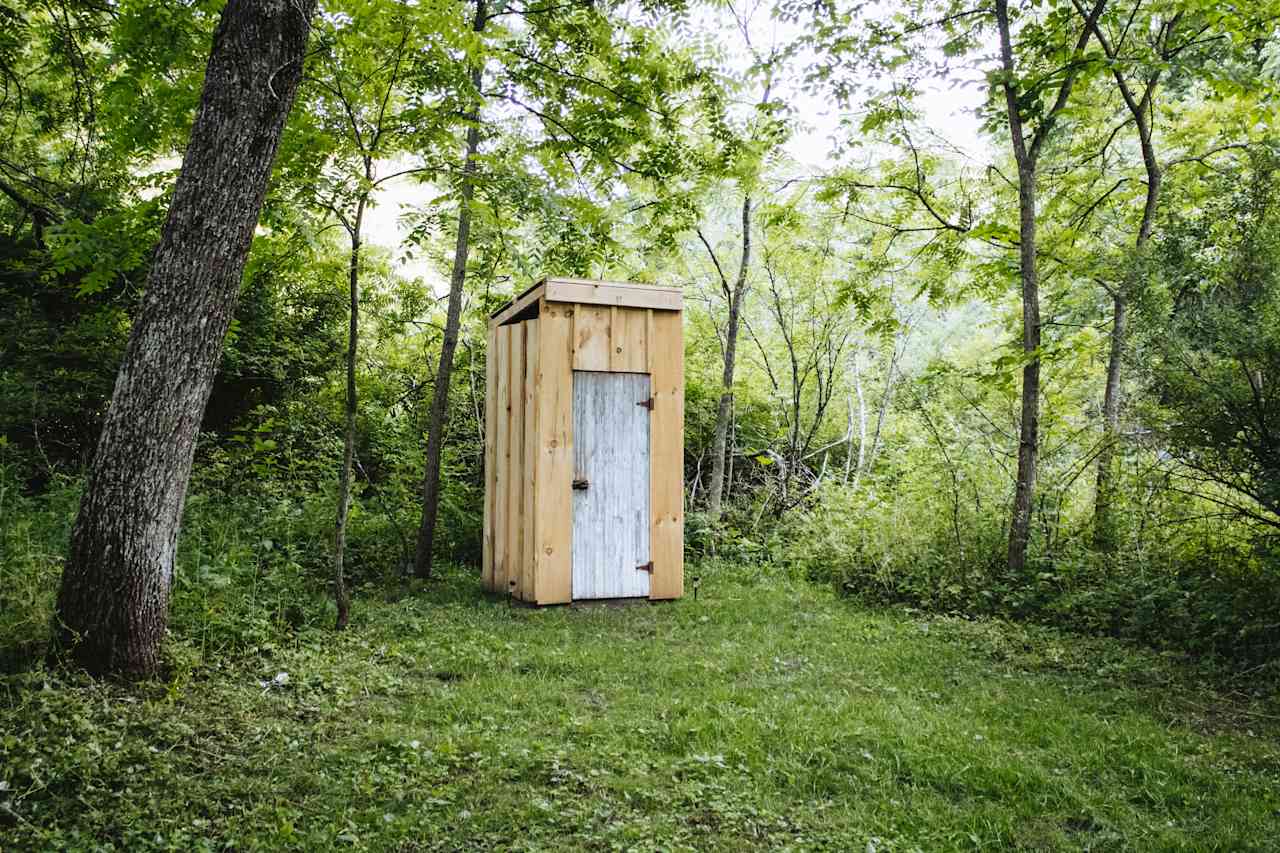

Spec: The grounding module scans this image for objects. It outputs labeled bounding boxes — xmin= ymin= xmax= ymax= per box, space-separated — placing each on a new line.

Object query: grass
xmin=2 ymin=562 xmax=1279 ymax=851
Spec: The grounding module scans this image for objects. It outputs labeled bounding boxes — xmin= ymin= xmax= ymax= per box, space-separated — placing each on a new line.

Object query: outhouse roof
xmin=490 ymin=277 xmax=683 ymax=328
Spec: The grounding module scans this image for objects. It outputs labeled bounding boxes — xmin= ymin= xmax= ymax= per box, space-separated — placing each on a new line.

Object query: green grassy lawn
xmin=2 ymin=564 xmax=1278 ymax=851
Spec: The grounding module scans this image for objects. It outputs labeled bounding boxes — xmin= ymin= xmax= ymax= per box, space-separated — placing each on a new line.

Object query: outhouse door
xmin=571 ymin=371 xmax=651 ymax=599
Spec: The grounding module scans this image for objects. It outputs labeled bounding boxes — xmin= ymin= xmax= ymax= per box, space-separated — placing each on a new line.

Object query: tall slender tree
xmin=1073 ymin=0 xmax=1276 ymax=549
xmin=699 ymin=9 xmax=788 ymax=520
xmin=302 ymin=2 xmax=438 ymax=626
xmin=414 ymin=0 xmax=487 ymax=580
xmin=993 ymin=0 xmax=1106 ymax=573
xmin=53 ymin=0 xmax=316 ymax=678
xmin=702 ymin=194 xmax=753 ymax=520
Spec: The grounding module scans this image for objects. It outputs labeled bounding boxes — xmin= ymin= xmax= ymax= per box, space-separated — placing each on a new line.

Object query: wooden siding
xmin=505 ymin=323 xmax=526 ymax=598
xmin=492 ymin=326 xmax=511 ymax=593
xmin=533 ymin=299 xmax=574 ymax=603
xmin=648 ymin=308 xmax=684 ymax=599
xmin=572 ymin=304 xmax=611 ymax=372
xmin=482 ymin=323 xmax=498 ymax=592
xmin=486 ymin=292 xmax=683 ymax=604
xmin=546 ymin=279 xmax=682 ymax=312
xmin=521 ymin=320 xmax=539 ymax=601
xmin=489 ymin=278 xmax=682 ymax=327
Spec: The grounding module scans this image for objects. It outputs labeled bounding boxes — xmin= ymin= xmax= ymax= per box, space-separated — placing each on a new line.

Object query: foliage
xmin=1136 ymin=149 xmax=1280 ymax=526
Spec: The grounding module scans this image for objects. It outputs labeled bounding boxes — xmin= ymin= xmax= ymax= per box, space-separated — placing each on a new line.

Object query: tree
xmin=300 ymin=0 xmax=451 ymax=625
xmin=414 ymin=0 xmax=486 ymax=580
xmin=796 ymin=0 xmax=1111 ymax=569
xmin=53 ymin=0 xmax=316 ymax=678
xmin=697 ymin=4 xmax=790 ymax=521
xmin=701 ymin=194 xmax=754 ymax=519
xmin=1138 ymin=148 xmax=1280 ymax=528
xmin=0 ymin=2 xmax=216 ymax=481
xmin=992 ymin=0 xmax=1106 ymax=573
xmin=1069 ymin=0 xmax=1280 ymax=549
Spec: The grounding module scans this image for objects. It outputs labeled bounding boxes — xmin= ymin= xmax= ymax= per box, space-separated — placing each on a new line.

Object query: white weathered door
xmin=572 ymin=371 xmax=651 ymax=599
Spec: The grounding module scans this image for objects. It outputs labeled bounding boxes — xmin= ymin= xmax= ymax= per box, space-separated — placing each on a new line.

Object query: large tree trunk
xmin=415 ymin=7 xmax=485 ymax=579
xmin=53 ymin=0 xmax=315 ymax=678
xmin=333 ymin=194 xmax=366 ymax=630
xmin=706 ymin=195 xmax=752 ymax=520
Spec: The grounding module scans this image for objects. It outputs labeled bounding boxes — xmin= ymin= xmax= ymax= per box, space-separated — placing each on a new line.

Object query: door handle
xmin=572 ymin=478 xmax=589 ymax=490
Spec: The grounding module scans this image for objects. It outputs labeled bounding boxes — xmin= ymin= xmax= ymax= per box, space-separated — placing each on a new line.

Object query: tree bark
xmin=706 ymin=195 xmax=752 ymax=520
xmin=846 ymin=347 xmax=866 ymax=487
xmin=53 ymin=0 xmax=315 ymax=678
xmin=1092 ymin=291 xmax=1126 ymax=548
xmin=415 ymin=0 xmax=486 ymax=578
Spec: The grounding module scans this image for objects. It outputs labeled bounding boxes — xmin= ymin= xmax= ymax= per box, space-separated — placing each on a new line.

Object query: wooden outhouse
xmin=483 ymin=277 xmax=684 ymax=604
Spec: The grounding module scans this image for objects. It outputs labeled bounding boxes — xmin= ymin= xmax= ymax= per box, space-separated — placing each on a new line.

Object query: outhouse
xmin=483 ymin=277 xmax=684 ymax=604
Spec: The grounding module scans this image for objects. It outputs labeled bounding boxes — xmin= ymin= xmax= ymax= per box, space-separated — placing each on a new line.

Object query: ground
xmin=2 ymin=564 xmax=1279 ymax=851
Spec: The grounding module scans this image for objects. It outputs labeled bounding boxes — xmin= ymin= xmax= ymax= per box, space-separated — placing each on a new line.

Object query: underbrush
xmin=0 ymin=465 xmax=415 ymax=673
xmin=776 ymin=483 xmax=1280 ymax=677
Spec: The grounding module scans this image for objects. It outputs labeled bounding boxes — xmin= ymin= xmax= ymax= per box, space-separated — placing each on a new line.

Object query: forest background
xmin=3 ymin=0 xmax=1280 ymax=678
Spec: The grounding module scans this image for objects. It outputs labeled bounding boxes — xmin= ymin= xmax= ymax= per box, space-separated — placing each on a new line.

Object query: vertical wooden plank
xmin=608 ymin=306 xmax=620 ymax=371
xmin=572 ymin=303 xmax=611 ymax=371
xmin=493 ymin=325 xmax=511 ymax=594
xmin=534 ymin=299 xmax=574 ymax=604
xmin=521 ymin=320 xmax=539 ymax=603
xmin=617 ymin=308 xmax=648 ymax=373
xmin=645 ymin=309 xmax=655 ymax=376
xmin=572 ymin=372 xmax=651 ymax=599
xmin=507 ymin=323 xmax=525 ymax=601
xmin=649 ymin=310 xmax=684 ymax=599
xmin=482 ymin=323 xmax=498 ymax=592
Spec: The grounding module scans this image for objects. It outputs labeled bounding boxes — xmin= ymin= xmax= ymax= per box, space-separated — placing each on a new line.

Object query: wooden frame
xmin=483 ymin=278 xmax=684 ymax=603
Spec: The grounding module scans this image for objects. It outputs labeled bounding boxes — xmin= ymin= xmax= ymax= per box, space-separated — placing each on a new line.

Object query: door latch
xmin=572 ymin=478 xmax=589 ymax=490
xmin=636 ymin=561 xmax=654 ymax=573
xmin=636 ymin=397 xmax=654 ymax=411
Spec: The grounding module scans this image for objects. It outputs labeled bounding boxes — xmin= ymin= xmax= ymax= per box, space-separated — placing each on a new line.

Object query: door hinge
xmin=636 ymin=561 xmax=654 ymax=574
xmin=572 ymin=478 xmax=589 ymax=490
xmin=637 ymin=397 xmax=654 ymax=411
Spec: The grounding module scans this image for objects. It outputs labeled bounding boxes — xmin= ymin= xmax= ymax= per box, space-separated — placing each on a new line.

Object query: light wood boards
xmin=489 ymin=278 xmax=682 ymax=328
xmin=648 ymin=308 xmax=684 ymax=599
xmin=486 ymin=287 xmax=683 ymax=604
xmin=572 ymin=304 xmax=611 ymax=372
xmin=571 ymin=302 xmax=650 ymax=373
xmin=492 ymin=326 xmax=511 ymax=593
xmin=506 ymin=323 xmax=526 ymax=599
xmin=533 ymin=299 xmax=574 ymax=604
xmin=482 ymin=324 xmax=498 ymax=591
xmin=546 ymin=279 xmax=682 ymax=312
xmin=487 ymin=281 xmax=544 ymax=328
xmin=521 ymin=320 xmax=539 ymax=601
